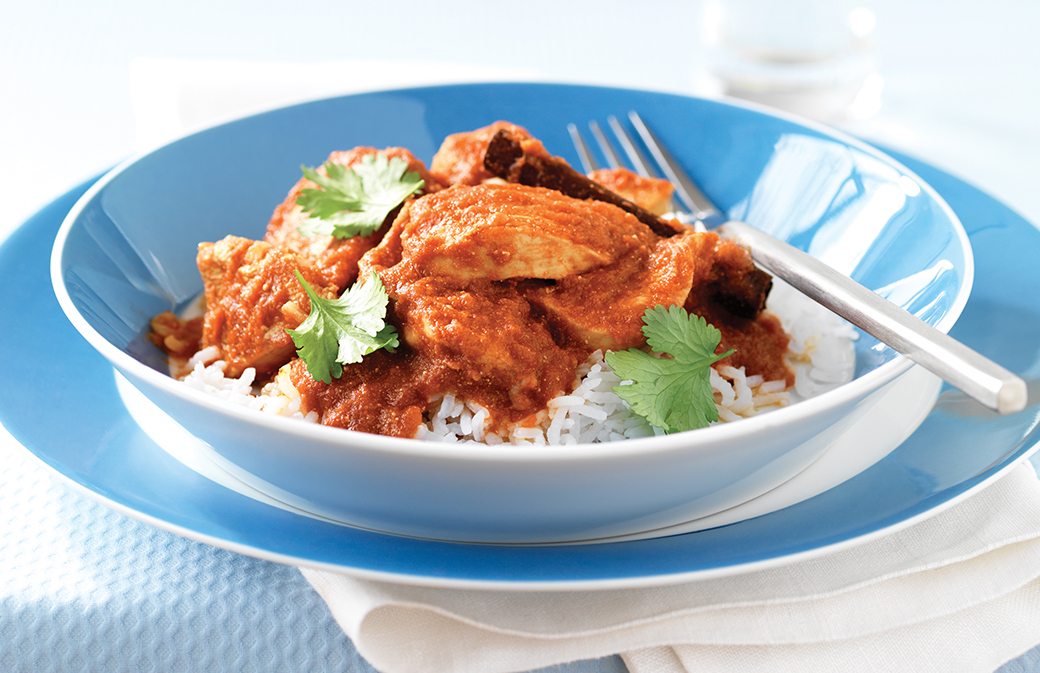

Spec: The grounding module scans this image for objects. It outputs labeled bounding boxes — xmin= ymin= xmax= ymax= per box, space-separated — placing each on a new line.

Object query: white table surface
xmin=3 ymin=1 xmax=1039 ymax=671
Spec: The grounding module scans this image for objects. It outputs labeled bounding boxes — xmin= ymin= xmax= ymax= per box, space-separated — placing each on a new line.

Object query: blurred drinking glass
xmin=699 ymin=0 xmax=882 ymax=122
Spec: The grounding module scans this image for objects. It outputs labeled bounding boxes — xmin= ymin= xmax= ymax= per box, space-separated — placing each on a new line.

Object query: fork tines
xmin=569 ymin=112 xmax=723 ymax=226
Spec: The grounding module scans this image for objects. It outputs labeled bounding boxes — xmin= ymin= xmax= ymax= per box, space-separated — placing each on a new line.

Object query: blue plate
xmin=4 ymin=136 xmax=1040 ymax=589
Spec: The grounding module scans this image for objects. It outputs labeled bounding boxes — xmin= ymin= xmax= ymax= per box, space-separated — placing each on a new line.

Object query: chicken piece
xmin=360 ymin=182 xmax=659 ymax=284
xmin=264 ymin=146 xmax=445 ymax=291
xmin=430 ymin=121 xmax=552 ymax=186
xmin=482 ymin=128 xmax=685 ymax=238
xmin=197 ymin=235 xmax=337 ymax=378
xmin=482 ymin=127 xmax=773 ymax=318
xmin=392 ymin=277 xmax=585 ymax=413
xmin=588 ymin=167 xmax=675 ymax=216
xmin=523 ymin=231 xmax=702 ymax=351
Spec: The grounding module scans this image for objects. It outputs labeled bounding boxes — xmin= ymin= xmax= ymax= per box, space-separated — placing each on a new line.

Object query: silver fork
xmin=568 ymin=111 xmax=1027 ymax=415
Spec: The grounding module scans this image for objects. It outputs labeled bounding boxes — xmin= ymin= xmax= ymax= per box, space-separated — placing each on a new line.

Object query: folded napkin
xmin=132 ymin=59 xmax=1040 ymax=673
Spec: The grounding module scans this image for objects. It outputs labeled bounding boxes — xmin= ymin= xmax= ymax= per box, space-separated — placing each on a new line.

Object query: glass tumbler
xmin=699 ymin=0 xmax=882 ymax=121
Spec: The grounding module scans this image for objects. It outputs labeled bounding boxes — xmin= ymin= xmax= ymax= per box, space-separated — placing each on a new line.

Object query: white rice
xmin=177 ymin=277 xmax=857 ymax=445
xmin=179 ymin=346 xmax=318 ymax=423
xmin=414 ymin=352 xmax=661 ymax=446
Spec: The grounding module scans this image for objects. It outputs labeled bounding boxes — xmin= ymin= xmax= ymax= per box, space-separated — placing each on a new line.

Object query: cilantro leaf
xmin=295 ymin=153 xmax=425 ymax=239
xmin=604 ymin=305 xmax=735 ymax=433
xmin=286 ymin=270 xmax=399 ymax=384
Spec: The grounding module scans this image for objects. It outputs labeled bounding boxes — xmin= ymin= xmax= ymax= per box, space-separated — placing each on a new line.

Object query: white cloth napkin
xmin=131 ymin=58 xmax=1040 ymax=673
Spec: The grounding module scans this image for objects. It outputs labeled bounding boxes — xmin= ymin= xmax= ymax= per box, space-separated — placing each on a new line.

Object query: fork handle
xmin=719 ymin=219 xmax=1028 ymax=415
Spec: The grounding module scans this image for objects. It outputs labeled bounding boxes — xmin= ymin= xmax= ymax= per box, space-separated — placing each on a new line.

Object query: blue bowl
xmin=51 ymin=83 xmax=972 ymax=543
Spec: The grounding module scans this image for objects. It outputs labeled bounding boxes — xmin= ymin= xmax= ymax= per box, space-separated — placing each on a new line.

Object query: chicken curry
xmin=149 ymin=122 xmax=792 ymax=439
